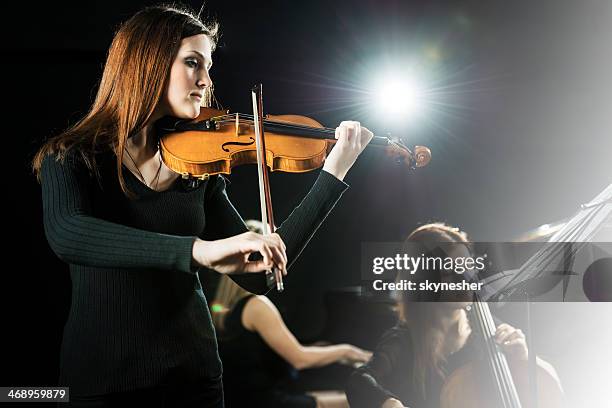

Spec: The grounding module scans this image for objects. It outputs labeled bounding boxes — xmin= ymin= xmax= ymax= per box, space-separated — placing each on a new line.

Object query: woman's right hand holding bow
xmin=192 ymin=232 xmax=287 ymax=275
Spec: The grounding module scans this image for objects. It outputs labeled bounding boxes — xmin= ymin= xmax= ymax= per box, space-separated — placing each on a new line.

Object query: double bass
xmin=440 ymin=297 xmax=566 ymax=408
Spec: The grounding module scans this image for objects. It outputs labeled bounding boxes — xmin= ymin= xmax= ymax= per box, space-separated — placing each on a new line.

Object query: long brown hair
xmin=398 ymin=222 xmax=473 ymax=398
xmin=31 ymin=4 xmax=218 ymax=197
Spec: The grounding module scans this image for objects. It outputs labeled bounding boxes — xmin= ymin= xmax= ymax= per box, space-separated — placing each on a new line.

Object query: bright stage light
xmin=374 ymin=75 xmax=424 ymax=120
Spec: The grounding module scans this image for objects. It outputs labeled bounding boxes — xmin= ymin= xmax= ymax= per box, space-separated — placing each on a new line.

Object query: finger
xmin=270 ymin=233 xmax=287 ymax=257
xmin=496 ymin=323 xmax=512 ymax=333
xmin=503 ymin=338 xmax=526 ymax=347
xmin=362 ymin=352 xmax=373 ymax=361
xmin=357 ymin=350 xmax=371 ymax=361
xmin=264 ymin=235 xmax=286 ymax=276
xmin=278 ymin=241 xmax=288 ymax=266
xmin=258 ymin=242 xmax=274 ymax=269
xmin=354 ymin=122 xmax=362 ymax=150
xmin=263 ymin=234 xmax=286 ymax=263
xmin=495 ymin=331 xmax=510 ymax=344
xmin=496 ymin=329 xmax=517 ymax=344
xmin=270 ymin=245 xmax=286 ymax=271
xmin=335 ymin=125 xmax=346 ymax=145
xmin=503 ymin=330 xmax=525 ymax=344
xmin=243 ymin=259 xmax=272 ymax=273
xmin=495 ymin=324 xmax=511 ymax=338
xmin=341 ymin=123 xmax=350 ymax=143
xmin=361 ymin=126 xmax=374 ymax=146
xmin=272 ymin=246 xmax=287 ymax=276
xmin=276 ymin=233 xmax=287 ymax=252
xmin=277 ymin=264 xmax=285 ymax=282
xmin=276 ymin=245 xmax=288 ymax=276
xmin=348 ymin=121 xmax=359 ymax=145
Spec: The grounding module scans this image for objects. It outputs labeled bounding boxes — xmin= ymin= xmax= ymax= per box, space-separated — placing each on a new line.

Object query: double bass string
xmin=471 ymin=296 xmax=522 ymax=408
xmin=472 ymin=300 xmax=508 ymax=406
xmin=480 ymin=300 xmax=516 ymax=407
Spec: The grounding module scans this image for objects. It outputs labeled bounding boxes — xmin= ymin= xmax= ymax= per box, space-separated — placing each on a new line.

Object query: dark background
xmin=4 ymin=0 xmax=612 ymax=406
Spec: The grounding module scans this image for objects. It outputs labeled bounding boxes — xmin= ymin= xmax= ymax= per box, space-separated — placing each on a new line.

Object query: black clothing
xmin=345 ymin=323 xmax=475 ymax=408
xmin=40 ymin=149 xmax=348 ymax=397
xmin=219 ymin=295 xmax=316 ymax=408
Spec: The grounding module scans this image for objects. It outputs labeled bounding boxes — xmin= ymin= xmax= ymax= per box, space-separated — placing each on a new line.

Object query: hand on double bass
xmin=495 ymin=323 xmax=529 ymax=361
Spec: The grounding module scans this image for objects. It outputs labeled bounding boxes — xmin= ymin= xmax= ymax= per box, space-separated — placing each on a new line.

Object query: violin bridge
xmin=235 ymin=113 xmax=240 ymax=137
xmin=181 ymin=172 xmax=209 ymax=181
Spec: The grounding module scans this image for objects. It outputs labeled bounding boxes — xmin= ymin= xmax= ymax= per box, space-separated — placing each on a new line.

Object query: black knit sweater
xmin=40 ymin=149 xmax=348 ymax=396
xmin=345 ymin=324 xmax=475 ymax=408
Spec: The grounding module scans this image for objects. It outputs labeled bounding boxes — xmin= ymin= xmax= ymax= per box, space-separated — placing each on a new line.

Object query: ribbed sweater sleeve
xmin=203 ymin=170 xmax=349 ymax=294
xmin=40 ymin=152 xmax=197 ymax=274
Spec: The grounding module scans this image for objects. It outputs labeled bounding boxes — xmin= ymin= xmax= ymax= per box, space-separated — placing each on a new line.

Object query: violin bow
xmin=251 ymin=84 xmax=284 ymax=292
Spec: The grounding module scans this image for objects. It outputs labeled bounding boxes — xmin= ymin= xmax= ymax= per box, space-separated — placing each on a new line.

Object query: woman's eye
xmin=185 ymin=59 xmax=199 ymax=68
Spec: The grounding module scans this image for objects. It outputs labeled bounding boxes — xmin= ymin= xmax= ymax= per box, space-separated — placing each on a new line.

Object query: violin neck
xmin=261 ymin=120 xmax=390 ymax=145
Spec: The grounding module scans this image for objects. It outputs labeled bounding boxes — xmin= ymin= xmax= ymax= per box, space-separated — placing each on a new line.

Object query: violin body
xmin=159 ymin=107 xmax=431 ymax=179
xmin=440 ymin=357 xmax=565 ymax=408
xmin=160 ymin=108 xmax=331 ymax=178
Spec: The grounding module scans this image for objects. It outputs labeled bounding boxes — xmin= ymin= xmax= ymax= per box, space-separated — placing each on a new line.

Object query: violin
xmin=440 ymin=298 xmax=566 ymax=408
xmin=158 ymin=86 xmax=431 ymax=291
xmin=158 ymin=107 xmax=431 ymax=180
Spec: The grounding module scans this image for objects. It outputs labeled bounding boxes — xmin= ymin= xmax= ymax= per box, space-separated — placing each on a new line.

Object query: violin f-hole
xmin=221 ymin=138 xmax=255 ymax=152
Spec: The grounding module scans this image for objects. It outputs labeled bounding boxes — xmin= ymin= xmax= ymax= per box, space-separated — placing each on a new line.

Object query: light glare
xmin=375 ymin=76 xmax=423 ymax=120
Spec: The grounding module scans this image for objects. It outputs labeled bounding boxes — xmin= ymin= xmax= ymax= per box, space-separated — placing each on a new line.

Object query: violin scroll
xmin=385 ymin=141 xmax=432 ymax=169
xmin=414 ymin=145 xmax=432 ymax=168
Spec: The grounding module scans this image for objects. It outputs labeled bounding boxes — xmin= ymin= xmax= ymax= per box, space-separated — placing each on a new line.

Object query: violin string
xmin=219 ymin=119 xmax=336 ymax=136
xmin=214 ymin=114 xmax=337 ymax=135
xmin=211 ymin=114 xmax=408 ymax=147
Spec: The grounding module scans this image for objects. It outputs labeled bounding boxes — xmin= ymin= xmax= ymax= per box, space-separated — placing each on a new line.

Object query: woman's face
xmin=161 ymin=34 xmax=213 ymax=119
xmin=439 ymin=244 xmax=475 ymax=308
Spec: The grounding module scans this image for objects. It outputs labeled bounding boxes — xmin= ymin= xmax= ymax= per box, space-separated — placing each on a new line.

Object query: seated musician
xmin=211 ymin=220 xmax=372 ymax=408
xmin=345 ymin=223 xmax=538 ymax=408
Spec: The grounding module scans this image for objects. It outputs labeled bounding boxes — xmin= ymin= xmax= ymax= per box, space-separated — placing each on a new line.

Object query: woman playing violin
xmin=346 ymin=223 xmax=542 ymax=408
xmin=31 ymin=5 xmax=372 ymax=407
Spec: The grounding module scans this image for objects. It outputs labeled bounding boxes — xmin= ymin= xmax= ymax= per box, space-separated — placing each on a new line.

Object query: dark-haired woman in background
xmin=345 ymin=223 xmax=548 ymax=408
xmin=32 ymin=5 xmax=372 ymax=407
